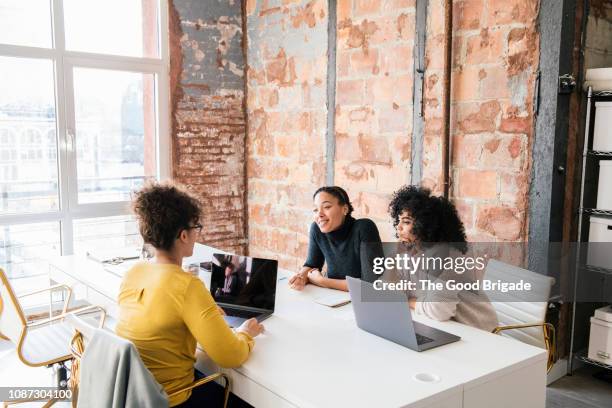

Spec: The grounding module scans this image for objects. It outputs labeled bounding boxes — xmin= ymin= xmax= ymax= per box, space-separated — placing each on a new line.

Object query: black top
xmin=304 ymin=216 xmax=384 ymax=283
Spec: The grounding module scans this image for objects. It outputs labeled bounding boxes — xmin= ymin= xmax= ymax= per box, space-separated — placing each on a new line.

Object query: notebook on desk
xmin=314 ymin=293 xmax=351 ymax=307
xmin=86 ymin=247 xmax=141 ymax=264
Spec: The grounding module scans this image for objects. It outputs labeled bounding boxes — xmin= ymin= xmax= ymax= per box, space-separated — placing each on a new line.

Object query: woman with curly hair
xmin=289 ymin=186 xmax=384 ymax=292
xmin=387 ymin=185 xmax=497 ymax=331
xmin=116 ymin=181 xmax=263 ymax=407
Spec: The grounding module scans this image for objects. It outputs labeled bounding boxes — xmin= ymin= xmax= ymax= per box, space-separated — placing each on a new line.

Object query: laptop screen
xmin=209 ymin=253 xmax=278 ymax=311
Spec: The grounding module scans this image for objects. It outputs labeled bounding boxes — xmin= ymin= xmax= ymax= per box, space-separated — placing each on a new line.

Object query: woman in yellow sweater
xmin=116 ymin=182 xmax=264 ymax=407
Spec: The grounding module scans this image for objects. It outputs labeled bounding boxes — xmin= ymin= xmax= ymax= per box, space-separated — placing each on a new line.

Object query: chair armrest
xmin=493 ymin=322 xmax=556 ymax=373
xmin=167 ymin=372 xmax=230 ymax=407
xmin=492 ymin=322 xmax=551 ymax=334
xmin=18 ymin=284 xmax=73 ymax=315
xmin=27 ymin=305 xmax=106 ymax=330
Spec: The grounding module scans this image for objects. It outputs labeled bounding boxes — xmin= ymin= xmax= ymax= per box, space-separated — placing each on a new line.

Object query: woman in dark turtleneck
xmin=288 ymin=186 xmax=384 ymax=292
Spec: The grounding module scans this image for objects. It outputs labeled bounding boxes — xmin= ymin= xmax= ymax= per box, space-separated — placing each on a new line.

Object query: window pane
xmin=0 ymin=56 xmax=59 ymax=214
xmin=73 ymin=68 xmax=157 ymax=204
xmin=0 ymin=0 xmax=53 ymax=48
xmin=64 ymin=0 xmax=159 ymax=58
xmin=0 ymin=222 xmax=60 ymax=279
xmin=73 ymin=215 xmax=142 ymax=256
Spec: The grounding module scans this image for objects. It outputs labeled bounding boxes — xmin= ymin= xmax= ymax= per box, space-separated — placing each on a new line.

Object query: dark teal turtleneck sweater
xmin=304 ymin=216 xmax=384 ymax=282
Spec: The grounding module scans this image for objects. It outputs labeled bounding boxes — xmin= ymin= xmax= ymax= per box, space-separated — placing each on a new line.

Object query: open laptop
xmin=346 ymin=276 xmax=460 ymax=351
xmin=210 ymin=253 xmax=278 ymax=327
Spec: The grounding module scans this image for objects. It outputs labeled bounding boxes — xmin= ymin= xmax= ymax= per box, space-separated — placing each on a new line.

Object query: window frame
xmin=0 ymin=0 xmax=170 ymax=256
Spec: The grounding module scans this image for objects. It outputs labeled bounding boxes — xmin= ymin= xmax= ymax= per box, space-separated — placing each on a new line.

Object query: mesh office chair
xmin=485 ymin=259 xmax=557 ymax=373
xmin=0 ymin=268 xmax=106 ymax=407
xmin=68 ymin=314 xmax=230 ymax=408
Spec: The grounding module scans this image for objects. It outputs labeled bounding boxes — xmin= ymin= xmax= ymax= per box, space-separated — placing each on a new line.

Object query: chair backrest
xmin=68 ymin=317 xmax=168 ymax=408
xmin=0 ymin=268 xmax=26 ymax=345
xmin=485 ymin=259 xmax=555 ymax=348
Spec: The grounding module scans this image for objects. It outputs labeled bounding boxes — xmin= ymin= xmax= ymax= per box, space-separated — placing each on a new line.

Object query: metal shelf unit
xmin=576 ymin=351 xmax=612 ymax=371
xmin=568 ymin=87 xmax=612 ymax=374
xmin=581 ymin=208 xmax=612 ymax=217
xmin=580 ymin=264 xmax=612 ymax=276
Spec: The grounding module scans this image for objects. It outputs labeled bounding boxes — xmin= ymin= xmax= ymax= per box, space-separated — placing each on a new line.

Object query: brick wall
xmin=335 ymin=0 xmax=416 ymax=241
xmin=333 ymin=0 xmax=540 ymax=243
xmin=169 ymin=0 xmax=247 ymax=254
xmin=243 ymin=0 xmax=543 ymax=265
xmin=245 ymin=0 xmax=329 ymax=271
xmin=440 ymin=0 xmax=539 ymax=242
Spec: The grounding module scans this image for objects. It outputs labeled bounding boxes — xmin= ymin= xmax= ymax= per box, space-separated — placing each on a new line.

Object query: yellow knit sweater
xmin=115 ymin=263 xmax=253 ymax=406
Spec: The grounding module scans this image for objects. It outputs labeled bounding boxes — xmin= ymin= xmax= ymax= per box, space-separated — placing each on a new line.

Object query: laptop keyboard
xmin=226 ymin=308 xmax=260 ymax=319
xmin=416 ymin=333 xmax=434 ymax=345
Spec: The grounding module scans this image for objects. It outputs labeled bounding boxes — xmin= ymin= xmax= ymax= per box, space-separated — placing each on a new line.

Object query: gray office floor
xmin=547 ymin=366 xmax=612 ymax=408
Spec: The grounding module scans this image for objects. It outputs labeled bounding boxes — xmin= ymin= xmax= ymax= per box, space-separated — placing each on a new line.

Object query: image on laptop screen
xmin=210 ymin=254 xmax=278 ymax=311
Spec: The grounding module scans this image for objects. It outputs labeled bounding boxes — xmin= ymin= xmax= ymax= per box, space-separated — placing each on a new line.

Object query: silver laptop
xmin=346 ymin=276 xmax=460 ymax=351
xmin=210 ymin=254 xmax=278 ymax=327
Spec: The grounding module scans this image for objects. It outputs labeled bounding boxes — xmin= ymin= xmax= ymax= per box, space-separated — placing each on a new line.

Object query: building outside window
xmin=0 ymin=0 xmax=170 ymax=281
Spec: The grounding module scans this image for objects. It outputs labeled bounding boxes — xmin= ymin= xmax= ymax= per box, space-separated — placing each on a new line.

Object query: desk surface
xmin=49 ymin=243 xmax=546 ymax=408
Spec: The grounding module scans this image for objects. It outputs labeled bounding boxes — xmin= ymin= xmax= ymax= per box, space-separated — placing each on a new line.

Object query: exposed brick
xmin=456 ymin=101 xmax=501 ymax=134
xmin=349 ymin=48 xmax=380 ymax=75
xmin=487 ymin=0 xmax=539 ymax=26
xmin=352 ymin=191 xmax=391 ymax=219
xmin=476 ymin=205 xmax=523 ymax=241
xmin=355 ymin=0 xmax=382 ymax=16
xmin=247 ymin=0 xmax=328 ymax=263
xmin=337 ymin=79 xmax=366 ymax=104
xmin=358 ymin=134 xmax=393 ymax=164
xmin=171 ymin=1 xmax=247 ymax=253
xmin=454 ymin=0 xmax=484 ymax=30
xmin=452 ymin=66 xmax=481 ymax=101
xmin=337 ymin=51 xmax=351 ymax=77
xmin=452 ymin=134 xmax=483 ymax=167
xmin=465 ymin=28 xmax=505 ymax=65
xmin=379 ymin=45 xmax=413 ymax=74
xmin=397 ymin=12 xmax=415 ymax=40
xmin=383 ymin=0 xmax=415 ymax=8
xmin=479 ymin=65 xmax=510 ymax=99
xmin=365 ymin=75 xmax=412 ymax=105
xmin=453 ymin=199 xmax=474 ymax=229
xmin=480 ymin=134 xmax=526 ymax=169
xmin=457 ymin=169 xmax=498 ymax=199
xmin=338 ymin=0 xmax=353 ymax=22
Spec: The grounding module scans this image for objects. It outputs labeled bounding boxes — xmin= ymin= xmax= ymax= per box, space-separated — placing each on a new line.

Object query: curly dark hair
xmin=389 ymin=185 xmax=467 ymax=253
xmin=132 ymin=181 xmax=202 ymax=251
xmin=313 ymin=186 xmax=354 ymax=216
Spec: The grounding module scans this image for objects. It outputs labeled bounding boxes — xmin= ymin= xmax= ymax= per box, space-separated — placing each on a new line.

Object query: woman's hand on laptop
xmin=237 ymin=318 xmax=265 ymax=338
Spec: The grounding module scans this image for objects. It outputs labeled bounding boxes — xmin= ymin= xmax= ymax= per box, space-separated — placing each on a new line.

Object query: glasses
xmin=178 ymin=223 xmax=203 ymax=238
xmin=188 ymin=223 xmax=203 ymax=233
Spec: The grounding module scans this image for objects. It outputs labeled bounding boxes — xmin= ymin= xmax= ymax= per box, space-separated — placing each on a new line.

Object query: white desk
xmin=49 ymin=244 xmax=546 ymax=408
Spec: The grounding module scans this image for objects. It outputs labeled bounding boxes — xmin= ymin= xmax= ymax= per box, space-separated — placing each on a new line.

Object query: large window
xmin=0 ymin=0 xmax=169 ymax=279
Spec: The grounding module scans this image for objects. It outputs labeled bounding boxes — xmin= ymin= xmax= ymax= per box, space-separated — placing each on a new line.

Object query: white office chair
xmin=484 ymin=259 xmax=556 ymax=372
xmin=0 ymin=268 xmax=105 ymax=407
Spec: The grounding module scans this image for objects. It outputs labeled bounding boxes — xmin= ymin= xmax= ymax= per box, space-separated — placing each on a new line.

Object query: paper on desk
xmin=314 ymin=293 xmax=351 ymax=307
xmin=104 ymin=259 xmax=140 ymax=277
xmin=87 ymin=247 xmax=141 ymax=263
